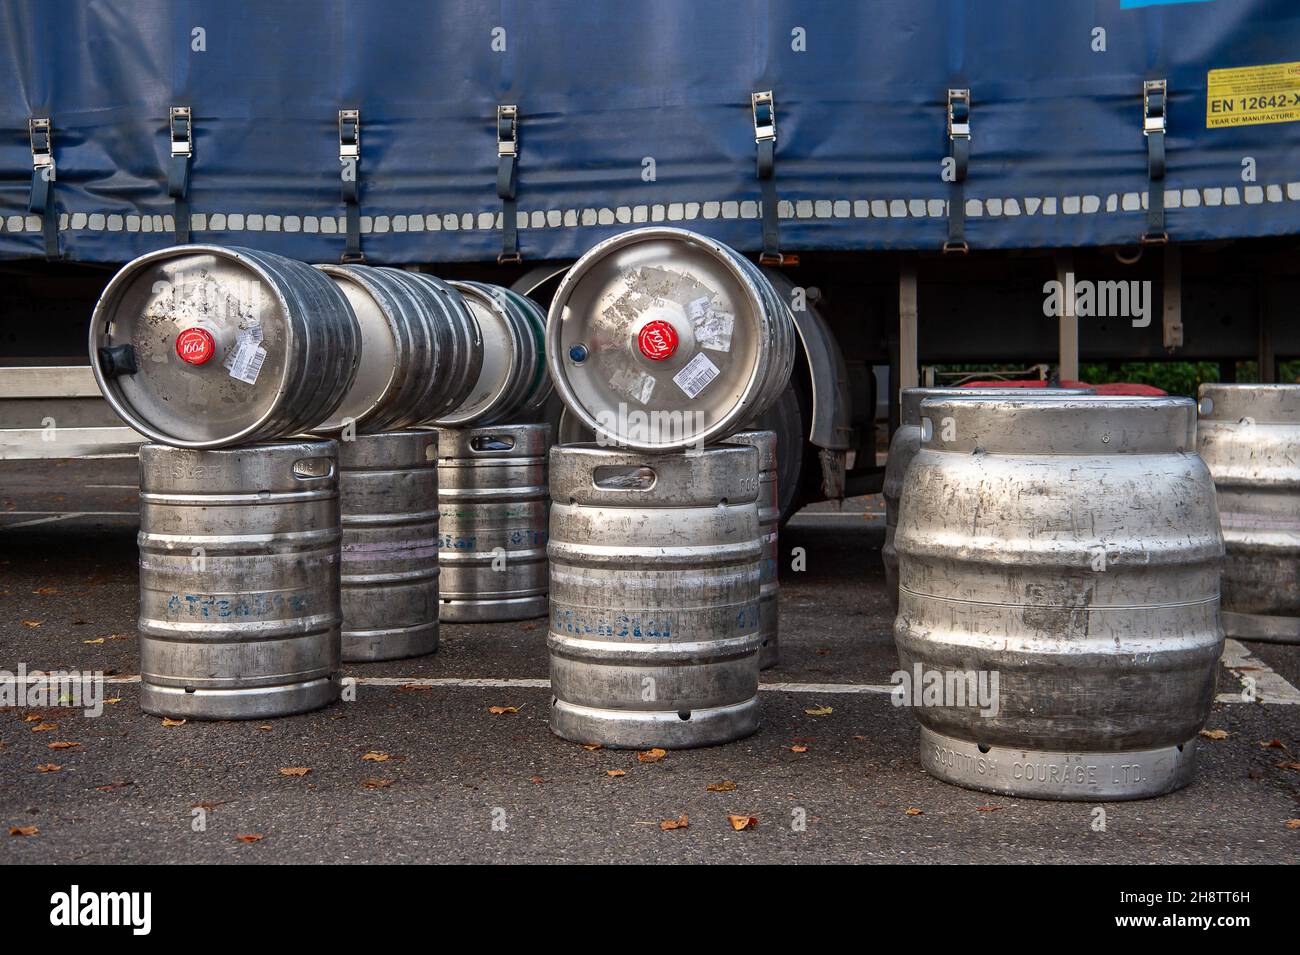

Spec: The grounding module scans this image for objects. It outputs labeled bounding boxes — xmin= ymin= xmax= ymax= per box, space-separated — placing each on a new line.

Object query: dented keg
xmin=547 ymin=444 xmax=763 ymax=748
xmin=137 ymin=440 xmax=342 ymax=719
xmin=1198 ymin=383 xmax=1300 ymax=644
xmin=91 ymin=245 xmax=360 ymax=448
xmin=547 ymin=227 xmax=796 ymax=451
xmin=882 ymin=386 xmax=1091 ymax=609
xmin=723 ymin=430 xmax=780 ymax=669
xmin=436 ymin=423 xmax=550 ymax=622
xmin=894 ymin=396 xmax=1223 ymax=800
xmin=339 ymin=430 xmax=441 ymax=661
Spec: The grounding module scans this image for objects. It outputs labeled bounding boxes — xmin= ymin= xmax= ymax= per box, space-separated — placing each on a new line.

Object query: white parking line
xmin=0 ymin=512 xmax=89 ymax=529
xmin=1216 ymin=638 xmax=1300 ymax=705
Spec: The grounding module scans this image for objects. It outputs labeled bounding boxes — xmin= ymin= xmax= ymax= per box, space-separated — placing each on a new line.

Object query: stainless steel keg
xmin=91 ymin=246 xmax=360 ymax=448
xmin=882 ymin=386 xmax=1092 ymax=609
xmin=723 ymin=430 xmax=780 ymax=669
xmin=894 ymin=395 xmax=1223 ymax=800
xmin=436 ymin=423 xmax=550 ymax=622
xmin=137 ymin=440 xmax=342 ymax=719
xmin=547 ymin=443 xmax=763 ymax=748
xmin=338 ymin=430 xmax=441 ymax=661
xmin=1198 ymin=383 xmax=1300 ymax=643
xmin=546 ymin=228 xmax=796 ymax=451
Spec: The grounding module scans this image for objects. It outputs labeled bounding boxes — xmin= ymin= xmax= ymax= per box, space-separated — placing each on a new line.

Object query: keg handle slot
xmin=470 ymin=435 xmax=516 ymax=452
xmin=292 ymin=458 xmax=335 ymax=480
xmin=592 ymin=465 xmax=657 ymax=491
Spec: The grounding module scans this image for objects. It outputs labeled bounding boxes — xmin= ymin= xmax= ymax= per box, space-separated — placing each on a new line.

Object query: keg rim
xmin=900 ymin=386 xmax=1093 ymax=426
xmin=434 ymin=280 xmax=528 ymax=426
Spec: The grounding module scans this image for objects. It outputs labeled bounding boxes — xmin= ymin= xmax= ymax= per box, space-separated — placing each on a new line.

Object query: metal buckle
xmin=29 ymin=117 xmax=52 ymax=171
xmin=751 ymin=91 xmax=776 ymax=143
xmin=1143 ymin=80 xmax=1166 ymax=136
xmin=338 ymin=109 xmax=360 ymax=161
xmin=498 ymin=105 xmax=518 ymax=157
xmin=758 ymin=251 xmax=785 ymax=267
xmin=947 ymin=89 xmax=971 ymax=140
xmin=1141 ymin=230 xmax=1169 ymax=246
xmin=942 ymin=239 xmax=970 ymax=255
xmin=170 ymin=107 xmax=192 ymax=159
xmin=497 ymin=250 xmax=523 ymax=265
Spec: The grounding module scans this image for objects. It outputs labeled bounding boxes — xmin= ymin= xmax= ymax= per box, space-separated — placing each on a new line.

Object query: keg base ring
xmin=1222 ymin=610 xmax=1300 ymax=645
xmin=438 ymin=595 xmax=548 ymax=624
xmin=141 ymin=675 xmax=340 ymax=721
xmin=918 ymin=726 xmax=1198 ymax=802
xmin=342 ymin=626 xmax=440 ymax=663
xmin=550 ymin=696 xmax=759 ymax=750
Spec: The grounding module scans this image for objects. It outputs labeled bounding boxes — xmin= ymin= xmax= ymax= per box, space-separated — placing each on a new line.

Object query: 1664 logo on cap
xmin=637 ymin=320 xmax=679 ymax=361
xmin=175 ymin=327 xmax=216 ymax=365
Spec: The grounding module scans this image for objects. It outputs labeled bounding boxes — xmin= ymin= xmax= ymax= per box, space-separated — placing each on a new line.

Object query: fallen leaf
xmin=727 ymin=815 xmax=758 ymax=831
xmin=706 ymin=780 xmax=737 ymax=793
xmin=361 ymin=751 xmax=390 ymax=762
xmin=82 ymin=638 xmax=105 ymax=645
xmin=235 ymin=834 xmax=264 ymax=844
xmin=20 ymin=620 xmax=41 ymax=628
xmin=361 ymin=777 xmax=393 ymax=790
xmin=606 ymin=769 xmax=627 ymax=778
xmin=638 ymin=748 xmax=667 ymax=763
xmin=1199 ymin=729 xmax=1230 ymax=740
xmin=905 ymin=808 xmax=925 ymax=816
xmin=804 ymin=705 xmax=833 ymax=717
xmin=161 ymin=718 xmax=186 ymax=728
xmin=1287 ymin=819 xmax=1300 ymax=830
xmin=789 ymin=745 xmax=809 ymax=753
xmin=35 ymin=764 xmax=61 ymax=773
xmin=581 ymin=744 xmax=603 ymax=751
xmin=279 ymin=767 xmax=311 ymax=777
xmin=22 ymin=714 xmax=44 ymax=723
xmin=394 ymin=684 xmax=433 ymax=693
xmin=814 ymin=647 xmax=832 ymax=656
xmin=488 ymin=705 xmax=520 ymax=715
xmin=1259 ymin=739 xmax=1290 ymax=751
xmin=95 ymin=781 xmax=132 ymax=792
xmin=529 ymin=775 xmax=544 ymax=785
xmin=660 ymin=814 xmax=689 ymax=831
xmin=9 ymin=826 xmax=38 ymax=837
xmin=47 ymin=741 xmax=79 ymax=750
xmin=1276 ymin=761 xmax=1300 ymax=771
xmin=104 ymin=698 xmax=123 ymax=705
xmin=975 ymin=805 xmax=1003 ymax=812
xmin=107 ymin=634 xmax=128 ymax=641
xmin=258 ymin=724 xmax=273 ymax=732
xmin=191 ymin=800 xmax=233 ymax=811
xmin=31 ymin=723 xmax=57 ymax=732
xmin=33 ymin=587 xmax=57 ymax=595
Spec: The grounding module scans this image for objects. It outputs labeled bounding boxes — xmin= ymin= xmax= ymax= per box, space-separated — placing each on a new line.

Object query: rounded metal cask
xmin=436 ymin=423 xmax=550 ymax=622
xmin=338 ymin=430 xmax=440 ymax=661
xmin=1197 ymin=383 xmax=1300 ymax=643
xmin=723 ymin=430 xmax=780 ymax=669
xmin=894 ymin=396 xmax=1223 ymax=800
xmin=546 ymin=227 xmax=796 ymax=451
xmin=91 ymin=246 xmax=360 ymax=449
xmin=547 ymin=444 xmax=763 ymax=748
xmin=882 ymin=386 xmax=1091 ymax=609
xmin=137 ymin=440 xmax=342 ymax=719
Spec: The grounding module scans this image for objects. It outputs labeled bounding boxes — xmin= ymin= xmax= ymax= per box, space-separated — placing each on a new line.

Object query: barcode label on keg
xmin=672 ymin=351 xmax=721 ymax=399
xmin=227 ymin=339 xmax=267 ymax=385
xmin=687 ymin=297 xmax=735 ymax=352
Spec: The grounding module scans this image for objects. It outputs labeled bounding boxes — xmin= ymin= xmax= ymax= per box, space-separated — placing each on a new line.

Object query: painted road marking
xmin=0 ymin=512 xmax=90 ymax=529
xmin=1217 ymin=638 xmax=1300 ymax=705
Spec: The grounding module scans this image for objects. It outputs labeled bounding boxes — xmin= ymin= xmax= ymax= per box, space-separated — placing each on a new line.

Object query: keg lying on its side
xmin=436 ymin=423 xmax=550 ymax=622
xmin=1198 ymin=383 xmax=1300 ymax=643
xmin=882 ymin=386 xmax=1092 ymax=609
xmin=723 ymin=430 xmax=780 ymax=670
xmin=338 ymin=430 xmax=441 ymax=661
xmin=548 ymin=444 xmax=763 ymax=749
xmin=90 ymin=246 xmax=360 ymax=448
xmin=547 ymin=227 xmax=796 ymax=451
xmin=894 ymin=396 xmax=1223 ymax=800
xmin=137 ymin=440 xmax=342 ymax=719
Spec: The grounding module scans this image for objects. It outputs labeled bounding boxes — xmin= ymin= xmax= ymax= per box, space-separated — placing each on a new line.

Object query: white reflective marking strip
xmin=0 ymin=510 xmax=134 ymax=516
xmin=1217 ymin=638 xmax=1300 ymax=705
xmin=0 ymin=512 xmax=87 ymax=529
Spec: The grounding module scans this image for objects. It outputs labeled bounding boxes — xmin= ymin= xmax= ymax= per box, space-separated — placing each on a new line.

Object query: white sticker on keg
xmin=687 ymin=297 xmax=735 ymax=353
xmin=227 ymin=339 xmax=267 ymax=385
xmin=672 ymin=351 xmax=721 ymax=399
xmin=222 ymin=321 xmax=264 ymax=371
xmin=609 ymin=366 xmax=656 ymax=405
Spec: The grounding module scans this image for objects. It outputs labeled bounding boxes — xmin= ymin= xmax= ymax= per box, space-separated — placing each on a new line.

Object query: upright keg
xmin=882 ymin=386 xmax=1092 ymax=609
xmin=338 ymin=430 xmax=441 ymax=661
xmin=137 ymin=440 xmax=342 ymax=719
xmin=547 ymin=227 xmax=796 ymax=451
xmin=432 ymin=282 xmax=550 ymax=427
xmin=548 ymin=443 xmax=763 ymax=748
xmin=894 ymin=396 xmax=1223 ymax=800
xmin=314 ymin=266 xmax=483 ymax=432
xmin=90 ymin=245 xmax=360 ymax=448
xmin=723 ymin=430 xmax=780 ymax=669
xmin=1198 ymin=383 xmax=1300 ymax=643
xmin=436 ymin=423 xmax=550 ymax=621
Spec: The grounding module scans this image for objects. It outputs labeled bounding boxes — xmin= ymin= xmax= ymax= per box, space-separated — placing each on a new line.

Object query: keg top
xmin=550 ymin=442 xmax=758 ymax=507
xmin=722 ymin=429 xmax=778 ymax=471
xmin=139 ymin=438 xmax=339 ymax=493
xmin=1198 ymin=383 xmax=1300 ymax=423
xmin=901 ymin=387 xmax=1092 ymax=426
xmin=437 ymin=422 xmax=552 ymax=460
xmin=917 ymin=395 xmax=1196 ymax=455
xmin=546 ymin=227 xmax=773 ymax=452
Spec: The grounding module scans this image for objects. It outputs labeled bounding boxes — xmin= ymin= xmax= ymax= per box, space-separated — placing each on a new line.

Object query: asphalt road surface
xmin=1 ymin=458 xmax=1297 ymax=864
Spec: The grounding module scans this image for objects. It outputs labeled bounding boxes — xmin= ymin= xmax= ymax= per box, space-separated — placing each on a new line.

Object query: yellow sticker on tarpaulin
xmin=1206 ymin=61 xmax=1300 ymax=128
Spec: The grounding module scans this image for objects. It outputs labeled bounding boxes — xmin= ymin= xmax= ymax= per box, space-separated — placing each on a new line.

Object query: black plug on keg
xmin=97 ymin=344 xmax=138 ymax=378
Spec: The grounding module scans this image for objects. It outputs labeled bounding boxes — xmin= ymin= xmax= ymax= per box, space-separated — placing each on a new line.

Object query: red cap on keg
xmin=175 ymin=327 xmax=216 ymax=365
xmin=637 ymin=320 xmax=679 ymax=361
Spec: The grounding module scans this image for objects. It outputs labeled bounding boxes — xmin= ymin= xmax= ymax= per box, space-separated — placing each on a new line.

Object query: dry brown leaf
xmin=104 ymin=698 xmax=123 ymax=705
xmin=31 ymin=723 xmax=57 ymax=732
xmin=258 ymin=724 xmax=273 ymax=732
xmin=727 ymin=815 xmax=758 ymax=831
xmin=1199 ymin=728 xmax=1230 ymax=740
xmin=706 ymin=780 xmax=737 ymax=793
xmin=1258 ymin=738 xmax=1289 ymax=750
xmin=9 ymin=826 xmax=38 ymax=837
xmin=95 ymin=781 xmax=132 ymax=792
xmin=529 ymin=775 xmax=545 ymax=785
xmin=33 ymin=587 xmax=58 ymax=595
xmin=361 ymin=777 xmax=393 ymax=790
xmin=47 ymin=741 xmax=79 ymax=750
xmin=82 ymin=637 xmax=105 ymax=645
xmin=1287 ymin=819 xmax=1300 ymax=830
xmin=1276 ymin=761 xmax=1300 ymax=771
xmin=191 ymin=800 xmax=233 ymax=811
xmin=659 ymin=814 xmax=689 ymax=831
xmin=905 ymin=807 xmax=925 ymax=816
xmin=20 ymin=620 xmax=41 ymax=628
xmin=361 ymin=751 xmax=390 ymax=762
xmin=235 ymin=833 xmax=264 ymax=844
xmin=606 ymin=769 xmax=627 ymax=778
xmin=22 ymin=714 xmax=44 ymax=723
xmin=488 ymin=705 xmax=520 ymax=715
xmin=804 ymin=705 xmax=833 ymax=717
xmin=35 ymin=764 xmax=61 ymax=773
xmin=161 ymin=718 xmax=186 ymax=728
xmin=637 ymin=748 xmax=667 ymax=763
xmin=975 ymin=805 xmax=1003 ymax=812
xmin=581 ymin=743 xmax=603 ymax=751
xmin=789 ymin=744 xmax=809 ymax=753
xmin=279 ymin=767 xmax=310 ymax=777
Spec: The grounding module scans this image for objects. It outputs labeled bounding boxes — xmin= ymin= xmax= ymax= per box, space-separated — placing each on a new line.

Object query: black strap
xmin=1144 ymin=86 xmax=1167 ymax=244
xmin=167 ymin=111 xmax=192 ymax=244
xmin=27 ymin=120 xmax=59 ymax=260
xmin=756 ymin=138 xmax=781 ymax=265
xmin=497 ymin=108 xmax=520 ymax=264
xmin=944 ymin=93 xmax=970 ymax=255
xmin=339 ymin=110 xmax=363 ymax=263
